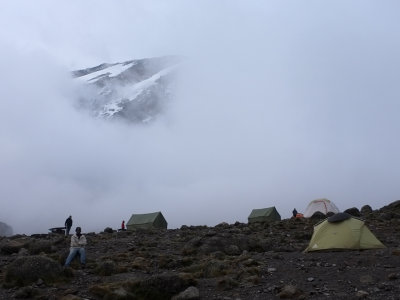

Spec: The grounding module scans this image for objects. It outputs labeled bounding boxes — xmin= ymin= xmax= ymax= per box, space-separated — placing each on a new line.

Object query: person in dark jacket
xmin=292 ymin=208 xmax=298 ymax=218
xmin=65 ymin=215 xmax=73 ymax=236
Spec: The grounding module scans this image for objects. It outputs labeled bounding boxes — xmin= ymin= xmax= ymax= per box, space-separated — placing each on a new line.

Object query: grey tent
xmin=126 ymin=211 xmax=168 ymax=230
xmin=248 ymin=207 xmax=281 ymax=223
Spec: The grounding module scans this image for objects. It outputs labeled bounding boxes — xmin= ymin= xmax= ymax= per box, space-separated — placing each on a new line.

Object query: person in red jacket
xmin=121 ymin=220 xmax=126 ymax=231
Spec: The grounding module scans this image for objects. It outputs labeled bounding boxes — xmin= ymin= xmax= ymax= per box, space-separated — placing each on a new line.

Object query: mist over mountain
xmin=0 ymin=222 xmax=13 ymax=237
xmin=73 ymin=56 xmax=182 ymax=124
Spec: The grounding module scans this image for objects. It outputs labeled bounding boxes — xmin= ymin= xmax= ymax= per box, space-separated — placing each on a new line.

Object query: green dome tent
xmin=304 ymin=213 xmax=385 ymax=252
xmin=126 ymin=211 xmax=168 ymax=230
xmin=248 ymin=207 xmax=281 ymax=223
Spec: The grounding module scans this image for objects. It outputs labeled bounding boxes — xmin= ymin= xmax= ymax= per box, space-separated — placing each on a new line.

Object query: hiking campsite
xmin=0 ymin=201 xmax=399 ymax=299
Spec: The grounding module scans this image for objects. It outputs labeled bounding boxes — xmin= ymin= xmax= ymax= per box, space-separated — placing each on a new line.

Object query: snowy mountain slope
xmin=73 ymin=56 xmax=181 ymax=123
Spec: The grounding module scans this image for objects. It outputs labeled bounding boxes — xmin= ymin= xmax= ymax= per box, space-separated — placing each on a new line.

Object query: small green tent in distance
xmin=304 ymin=213 xmax=385 ymax=252
xmin=126 ymin=211 xmax=168 ymax=230
xmin=248 ymin=207 xmax=281 ymax=223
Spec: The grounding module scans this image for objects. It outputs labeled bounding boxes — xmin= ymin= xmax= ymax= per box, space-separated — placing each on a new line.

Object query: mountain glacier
xmin=73 ymin=56 xmax=181 ymax=123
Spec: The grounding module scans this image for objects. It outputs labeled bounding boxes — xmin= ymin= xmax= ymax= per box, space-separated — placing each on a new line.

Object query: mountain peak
xmin=73 ymin=56 xmax=182 ymax=124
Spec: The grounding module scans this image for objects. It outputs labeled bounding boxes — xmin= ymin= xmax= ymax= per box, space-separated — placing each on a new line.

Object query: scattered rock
xmin=277 ymin=285 xmax=302 ymax=298
xmin=359 ymin=275 xmax=374 ymax=284
xmin=28 ymin=240 xmax=54 ymax=254
xmin=172 ymin=286 xmax=200 ymax=300
xmin=380 ymin=213 xmax=392 ymax=220
xmin=95 ymin=259 xmax=116 ymax=276
xmin=0 ymin=238 xmax=30 ymax=254
xmin=13 ymin=286 xmax=39 ymax=298
xmin=356 ymin=290 xmax=369 ymax=298
xmin=5 ymin=255 xmax=63 ymax=286
xmin=225 ymin=244 xmax=241 ymax=256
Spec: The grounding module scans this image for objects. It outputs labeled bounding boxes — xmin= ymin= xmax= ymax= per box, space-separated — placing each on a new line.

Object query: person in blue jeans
xmin=64 ymin=227 xmax=87 ymax=268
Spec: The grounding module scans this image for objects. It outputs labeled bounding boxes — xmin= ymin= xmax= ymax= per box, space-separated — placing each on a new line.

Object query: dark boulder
xmin=344 ymin=207 xmax=361 ymax=217
xmin=361 ymin=205 xmax=373 ymax=215
xmin=309 ymin=211 xmax=326 ymax=220
xmin=103 ymin=227 xmax=114 ymax=233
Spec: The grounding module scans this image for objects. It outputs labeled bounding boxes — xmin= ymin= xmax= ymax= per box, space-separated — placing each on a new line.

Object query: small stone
xmin=277 ymin=285 xmax=300 ymax=298
xmin=359 ymin=275 xmax=374 ymax=284
xmin=172 ymin=286 xmax=200 ymax=300
xmin=18 ymin=248 xmax=29 ymax=256
xmin=63 ymin=289 xmax=78 ymax=296
xmin=268 ymin=267 xmax=277 ymax=272
xmin=307 ymin=277 xmax=314 ymax=282
xmin=356 ymin=290 xmax=369 ymax=298
xmin=388 ymin=273 xmax=398 ymax=280
xmin=113 ymin=287 xmax=128 ymax=297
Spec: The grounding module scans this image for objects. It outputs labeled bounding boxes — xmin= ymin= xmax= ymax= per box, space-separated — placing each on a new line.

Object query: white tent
xmin=304 ymin=198 xmax=339 ymax=218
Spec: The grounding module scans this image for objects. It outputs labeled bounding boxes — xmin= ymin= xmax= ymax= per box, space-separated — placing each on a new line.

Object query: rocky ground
xmin=0 ymin=201 xmax=399 ymax=300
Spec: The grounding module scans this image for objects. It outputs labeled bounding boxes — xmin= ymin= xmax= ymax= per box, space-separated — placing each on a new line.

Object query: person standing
xmin=121 ymin=220 xmax=125 ymax=231
xmin=65 ymin=215 xmax=73 ymax=236
xmin=64 ymin=227 xmax=87 ymax=268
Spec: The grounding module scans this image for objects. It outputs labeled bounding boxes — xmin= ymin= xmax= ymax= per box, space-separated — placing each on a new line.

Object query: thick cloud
xmin=1 ymin=1 xmax=400 ymax=234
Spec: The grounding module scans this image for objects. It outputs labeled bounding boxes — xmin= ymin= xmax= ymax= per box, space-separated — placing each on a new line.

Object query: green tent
xmin=126 ymin=211 xmax=168 ymax=230
xmin=304 ymin=214 xmax=385 ymax=252
xmin=248 ymin=207 xmax=281 ymax=223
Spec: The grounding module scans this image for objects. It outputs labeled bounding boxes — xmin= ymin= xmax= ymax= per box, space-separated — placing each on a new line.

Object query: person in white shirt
xmin=64 ymin=227 xmax=87 ymax=268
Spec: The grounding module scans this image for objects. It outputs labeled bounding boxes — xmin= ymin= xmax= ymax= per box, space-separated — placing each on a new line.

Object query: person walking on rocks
xmin=64 ymin=226 xmax=87 ymax=268
xmin=65 ymin=215 xmax=73 ymax=236
xmin=121 ymin=220 xmax=126 ymax=231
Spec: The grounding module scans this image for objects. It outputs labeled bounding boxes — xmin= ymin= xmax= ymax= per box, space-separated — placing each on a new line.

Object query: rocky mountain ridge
xmin=0 ymin=201 xmax=399 ymax=299
xmin=73 ymin=56 xmax=182 ymax=124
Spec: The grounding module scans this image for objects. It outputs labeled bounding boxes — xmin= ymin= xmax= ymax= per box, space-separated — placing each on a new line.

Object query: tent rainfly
xmin=304 ymin=198 xmax=339 ymax=218
xmin=248 ymin=207 xmax=281 ymax=223
xmin=304 ymin=213 xmax=386 ymax=252
xmin=126 ymin=212 xmax=167 ymax=230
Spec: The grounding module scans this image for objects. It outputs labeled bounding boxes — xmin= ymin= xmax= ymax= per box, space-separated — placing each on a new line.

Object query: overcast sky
xmin=1 ymin=1 xmax=400 ymax=234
